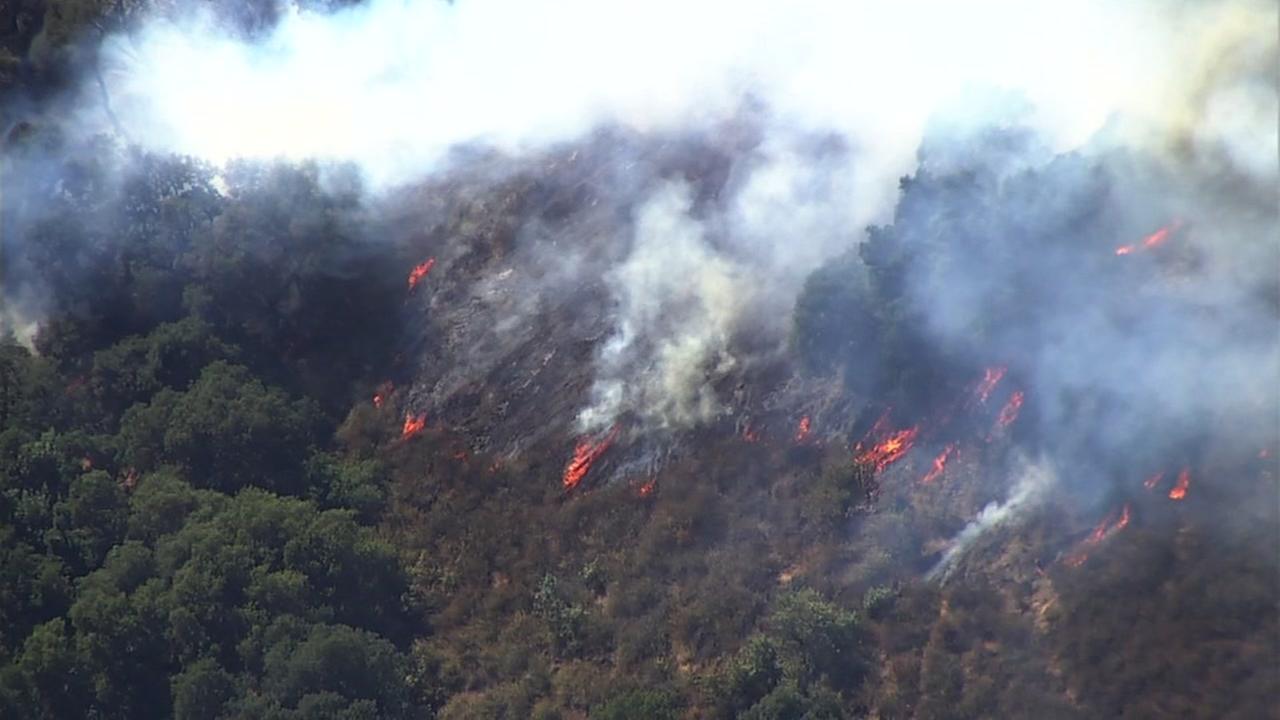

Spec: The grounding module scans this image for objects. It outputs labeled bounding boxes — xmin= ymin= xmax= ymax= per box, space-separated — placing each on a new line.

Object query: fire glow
xmin=401 ymin=413 xmax=426 ymax=439
xmin=856 ymin=426 xmax=920 ymax=473
xmin=920 ymin=444 xmax=957 ymax=484
xmin=1169 ymin=468 xmax=1190 ymax=500
xmin=1114 ymin=222 xmax=1179 ymax=256
xmin=408 ymin=257 xmax=436 ymax=290
xmin=991 ymin=391 xmax=1024 ymax=435
xmin=1142 ymin=471 xmax=1164 ymax=490
xmin=794 ymin=416 xmax=812 ymax=444
xmin=973 ymin=366 xmax=1006 ymax=404
xmin=563 ymin=425 xmax=619 ymax=491
xmin=372 ymin=381 xmax=393 ymax=408
xmin=1064 ymin=503 xmax=1132 ymax=567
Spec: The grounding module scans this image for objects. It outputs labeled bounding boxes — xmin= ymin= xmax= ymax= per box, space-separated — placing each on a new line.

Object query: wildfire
xmin=1064 ymin=503 xmax=1132 ymax=567
xmin=794 ymin=416 xmax=812 ymax=444
xmin=973 ymin=366 xmax=1007 ymax=404
xmin=742 ymin=424 xmax=761 ymax=444
xmin=401 ymin=413 xmax=426 ymax=439
xmin=1114 ymin=221 xmax=1180 ymax=256
xmin=372 ymin=381 xmax=393 ymax=408
xmin=1142 ymin=471 xmax=1165 ymax=490
xmin=855 ymin=426 xmax=920 ymax=472
xmin=920 ymin=444 xmax=957 ymax=484
xmin=855 ymin=407 xmax=894 ymax=452
xmin=407 ymin=257 xmax=436 ymax=291
xmin=563 ymin=425 xmax=619 ymax=491
xmin=1168 ymin=468 xmax=1190 ymax=500
xmin=991 ymin=391 xmax=1024 ymax=435
xmin=637 ymin=479 xmax=656 ymax=497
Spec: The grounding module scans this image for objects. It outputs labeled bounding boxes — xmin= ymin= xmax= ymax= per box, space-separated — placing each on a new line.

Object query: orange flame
xmin=973 ymin=366 xmax=1007 ymax=404
xmin=372 ymin=381 xmax=394 ymax=408
xmin=1064 ymin=503 xmax=1132 ymax=567
xmin=794 ymin=416 xmax=812 ymax=444
xmin=1142 ymin=225 xmax=1173 ymax=249
xmin=1142 ymin=471 xmax=1165 ymax=490
xmin=637 ymin=479 xmax=656 ymax=497
xmin=401 ymin=413 xmax=426 ymax=439
xmin=408 ymin=257 xmax=436 ymax=291
xmin=563 ymin=425 xmax=619 ymax=491
xmin=1168 ymin=468 xmax=1190 ymax=500
xmin=855 ymin=426 xmax=920 ymax=472
xmin=992 ymin=391 xmax=1024 ymax=434
xmin=920 ymin=444 xmax=957 ymax=484
xmin=1114 ymin=222 xmax=1180 ymax=257
xmin=854 ymin=407 xmax=894 ymax=453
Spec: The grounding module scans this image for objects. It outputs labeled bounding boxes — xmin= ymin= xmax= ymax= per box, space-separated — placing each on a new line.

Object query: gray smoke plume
xmin=926 ymin=455 xmax=1053 ymax=582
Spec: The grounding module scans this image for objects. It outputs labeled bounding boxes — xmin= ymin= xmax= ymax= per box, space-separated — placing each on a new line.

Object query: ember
xmin=372 ymin=381 xmax=393 ymax=408
xmin=408 ymin=257 xmax=436 ymax=290
xmin=794 ymin=416 xmax=812 ymax=443
xmin=637 ymin=479 xmax=656 ymax=497
xmin=563 ymin=425 xmax=619 ymax=491
xmin=920 ymin=444 xmax=957 ymax=484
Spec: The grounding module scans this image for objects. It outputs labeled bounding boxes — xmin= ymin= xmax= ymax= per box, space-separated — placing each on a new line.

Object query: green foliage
xmin=533 ymin=573 xmax=588 ymax=657
xmin=118 ymin=362 xmax=323 ymax=494
xmin=792 ymin=250 xmax=877 ymax=380
xmin=768 ymin=589 xmax=867 ymax=692
xmin=861 ymin=584 xmax=896 ymax=620
xmin=594 ymin=688 xmax=681 ymax=720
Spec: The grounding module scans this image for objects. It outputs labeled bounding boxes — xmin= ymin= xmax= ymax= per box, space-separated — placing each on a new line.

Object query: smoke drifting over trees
xmin=1 ymin=0 xmax=1276 ymax=717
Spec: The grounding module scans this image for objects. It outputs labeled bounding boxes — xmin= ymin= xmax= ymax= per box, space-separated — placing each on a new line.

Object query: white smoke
xmin=926 ymin=456 xmax=1054 ymax=583
xmin=91 ymin=0 xmax=1255 ymax=190
xmin=577 ymin=182 xmax=744 ymax=432
xmin=79 ymin=0 xmax=1275 ymax=440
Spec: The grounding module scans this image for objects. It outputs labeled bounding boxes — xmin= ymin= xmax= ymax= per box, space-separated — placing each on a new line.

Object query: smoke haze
xmin=16 ymin=0 xmax=1280 ymax=493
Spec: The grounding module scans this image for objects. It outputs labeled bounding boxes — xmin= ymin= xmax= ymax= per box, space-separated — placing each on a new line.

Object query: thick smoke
xmin=11 ymin=0 xmax=1277 ymax=470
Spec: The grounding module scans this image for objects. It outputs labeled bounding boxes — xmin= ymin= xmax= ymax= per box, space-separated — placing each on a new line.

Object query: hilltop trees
xmin=0 ymin=145 xmax=422 ymax=718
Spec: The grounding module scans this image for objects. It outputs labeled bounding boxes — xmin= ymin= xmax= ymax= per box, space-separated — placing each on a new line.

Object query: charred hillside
xmin=7 ymin=120 xmax=1274 ymax=719
xmin=1 ymin=0 xmax=1277 ymax=717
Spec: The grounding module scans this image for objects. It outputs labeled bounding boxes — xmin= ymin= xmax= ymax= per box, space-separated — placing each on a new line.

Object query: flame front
xmin=855 ymin=426 xmax=920 ymax=472
xmin=563 ymin=425 xmax=619 ymax=491
xmin=920 ymin=444 xmax=957 ymax=484
xmin=1064 ymin=503 xmax=1132 ymax=567
xmin=401 ymin=413 xmax=426 ymax=439
xmin=408 ymin=257 xmax=436 ymax=290
xmin=973 ymin=366 xmax=1007 ymax=404
xmin=992 ymin=391 xmax=1024 ymax=435
xmin=1168 ymin=468 xmax=1190 ymax=500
